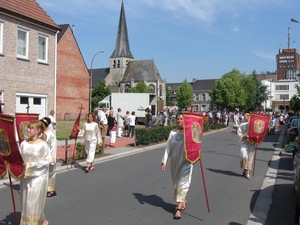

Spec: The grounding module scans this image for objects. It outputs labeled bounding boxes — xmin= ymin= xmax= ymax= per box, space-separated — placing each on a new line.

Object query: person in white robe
xmin=40 ymin=117 xmax=57 ymax=197
xmin=116 ymin=108 xmax=124 ymax=137
xmin=48 ymin=110 xmax=56 ymax=133
xmin=19 ymin=120 xmax=50 ymax=225
xmin=237 ymin=113 xmax=255 ymax=179
xmin=161 ymin=112 xmax=192 ymax=220
xmin=79 ymin=112 xmax=102 ymax=172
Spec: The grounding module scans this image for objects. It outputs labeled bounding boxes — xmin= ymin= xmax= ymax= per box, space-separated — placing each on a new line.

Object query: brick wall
xmin=0 ymin=14 xmax=56 ymax=116
xmin=56 ymin=26 xmax=89 ymax=120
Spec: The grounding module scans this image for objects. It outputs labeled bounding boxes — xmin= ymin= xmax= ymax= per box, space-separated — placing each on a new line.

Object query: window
xmin=280 ymin=94 xmax=289 ymax=100
xmin=33 ymin=97 xmax=41 ymax=105
xmin=275 ymin=85 xmax=289 ymax=90
xmin=17 ymin=28 xmax=29 ymax=58
xmin=0 ymin=22 xmax=3 ymax=54
xmin=286 ymin=70 xmax=299 ymax=80
xmin=20 ymin=97 xmax=29 ymax=104
xmin=0 ymin=91 xmax=3 ymax=102
xmin=202 ymin=93 xmax=206 ymax=101
xmin=159 ymin=85 xmax=163 ymax=97
xmin=38 ymin=35 xmax=48 ymax=62
xmin=148 ymin=84 xmax=155 ymax=93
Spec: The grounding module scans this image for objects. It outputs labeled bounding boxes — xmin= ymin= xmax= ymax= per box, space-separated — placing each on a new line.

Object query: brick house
xmin=56 ymin=24 xmax=89 ymax=120
xmin=0 ymin=0 xmax=60 ymax=117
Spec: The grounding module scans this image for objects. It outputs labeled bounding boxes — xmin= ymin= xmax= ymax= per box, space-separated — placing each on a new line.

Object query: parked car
xmin=293 ymin=150 xmax=300 ymax=223
xmin=287 ymin=116 xmax=300 ymax=129
xmin=287 ymin=118 xmax=299 ymax=144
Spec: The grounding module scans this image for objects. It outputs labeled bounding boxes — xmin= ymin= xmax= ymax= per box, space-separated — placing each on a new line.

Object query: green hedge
xmin=135 ymin=121 xmax=226 ymax=146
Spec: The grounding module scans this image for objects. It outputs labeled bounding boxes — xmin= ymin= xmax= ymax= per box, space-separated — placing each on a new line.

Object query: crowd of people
xmin=17 ymin=106 xmax=288 ymax=223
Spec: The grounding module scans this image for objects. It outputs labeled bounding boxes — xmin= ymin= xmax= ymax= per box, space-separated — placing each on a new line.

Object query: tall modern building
xmin=276 ymin=48 xmax=300 ymax=80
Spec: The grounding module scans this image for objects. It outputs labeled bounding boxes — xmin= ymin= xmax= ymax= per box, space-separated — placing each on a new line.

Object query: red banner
xmin=183 ymin=112 xmax=203 ymax=164
xmin=15 ymin=113 xmax=39 ymax=143
xmin=69 ymin=108 xmax=82 ymax=140
xmin=247 ymin=112 xmax=270 ymax=146
xmin=0 ymin=114 xmax=25 ymax=180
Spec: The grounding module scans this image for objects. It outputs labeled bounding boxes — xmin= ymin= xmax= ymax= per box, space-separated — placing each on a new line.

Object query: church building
xmin=91 ymin=1 xmax=166 ymax=113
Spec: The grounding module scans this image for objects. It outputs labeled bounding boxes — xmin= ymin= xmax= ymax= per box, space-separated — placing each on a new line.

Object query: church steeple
xmin=110 ymin=1 xmax=134 ymax=59
xmin=109 ymin=1 xmax=134 ymax=89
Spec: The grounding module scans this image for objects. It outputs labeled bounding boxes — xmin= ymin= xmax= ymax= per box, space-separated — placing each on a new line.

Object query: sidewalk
xmin=56 ymin=135 xmax=136 ymax=162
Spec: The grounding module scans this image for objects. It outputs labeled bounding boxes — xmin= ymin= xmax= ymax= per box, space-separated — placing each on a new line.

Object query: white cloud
xmin=253 ymin=50 xmax=276 ymax=62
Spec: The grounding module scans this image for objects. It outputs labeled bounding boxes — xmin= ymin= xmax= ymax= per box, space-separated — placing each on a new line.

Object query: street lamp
xmin=89 ymin=50 xmax=104 ymax=111
xmin=291 ymin=18 xmax=300 ymax=23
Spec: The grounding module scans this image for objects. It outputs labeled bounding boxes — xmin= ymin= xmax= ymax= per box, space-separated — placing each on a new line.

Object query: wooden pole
xmin=252 ymin=138 xmax=258 ymax=177
xmin=71 ymin=138 xmax=77 ymax=168
xmin=199 ymin=158 xmax=210 ymax=213
xmin=9 ymin=174 xmax=19 ymax=225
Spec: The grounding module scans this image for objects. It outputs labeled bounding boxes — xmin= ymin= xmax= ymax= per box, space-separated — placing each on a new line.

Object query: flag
xmin=69 ymin=109 xmax=82 ymax=140
xmin=0 ymin=114 xmax=25 ymax=180
xmin=247 ymin=112 xmax=270 ymax=146
xmin=183 ymin=112 xmax=204 ymax=164
xmin=15 ymin=113 xmax=39 ymax=143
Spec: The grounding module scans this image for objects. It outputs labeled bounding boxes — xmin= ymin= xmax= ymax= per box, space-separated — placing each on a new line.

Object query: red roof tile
xmin=0 ymin=0 xmax=60 ymax=30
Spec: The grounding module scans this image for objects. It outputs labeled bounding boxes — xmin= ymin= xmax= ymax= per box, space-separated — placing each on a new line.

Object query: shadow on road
xmin=0 ymin=212 xmax=21 ymax=225
xmin=133 ymin=193 xmax=175 ymax=214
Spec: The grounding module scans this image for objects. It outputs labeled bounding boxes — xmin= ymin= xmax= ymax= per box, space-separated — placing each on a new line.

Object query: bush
xmin=135 ymin=121 xmax=225 ymax=146
xmin=135 ymin=125 xmax=175 ymax=145
xmin=76 ymin=142 xmax=86 ymax=160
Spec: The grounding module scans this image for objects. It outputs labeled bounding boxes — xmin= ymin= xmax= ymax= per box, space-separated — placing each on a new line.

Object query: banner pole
xmin=71 ymin=138 xmax=77 ymax=168
xmin=199 ymin=158 xmax=210 ymax=213
xmin=252 ymin=138 xmax=258 ymax=177
xmin=9 ymin=174 xmax=19 ymax=225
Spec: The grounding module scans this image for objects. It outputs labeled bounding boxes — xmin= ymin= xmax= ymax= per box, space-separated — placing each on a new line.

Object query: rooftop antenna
xmin=72 ymin=25 xmax=75 ymax=34
xmin=288 ymin=27 xmax=290 ymax=49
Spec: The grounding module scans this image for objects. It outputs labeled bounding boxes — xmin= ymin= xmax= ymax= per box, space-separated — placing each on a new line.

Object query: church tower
xmin=109 ymin=1 xmax=134 ymax=88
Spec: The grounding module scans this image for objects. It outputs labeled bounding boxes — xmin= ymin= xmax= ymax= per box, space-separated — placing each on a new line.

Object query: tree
xmin=240 ymin=74 xmax=256 ymax=110
xmin=91 ymin=79 xmax=111 ymax=110
xmin=289 ymin=94 xmax=300 ymax=114
xmin=209 ymin=69 xmax=248 ymax=110
xmin=165 ymin=83 xmax=173 ymax=106
xmin=128 ymin=80 xmax=150 ymax=93
xmin=176 ymin=79 xmax=193 ymax=110
xmin=250 ymin=71 xmax=269 ymax=111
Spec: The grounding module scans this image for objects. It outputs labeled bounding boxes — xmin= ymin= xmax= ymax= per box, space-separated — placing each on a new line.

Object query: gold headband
xmin=41 ymin=118 xmax=49 ymax=126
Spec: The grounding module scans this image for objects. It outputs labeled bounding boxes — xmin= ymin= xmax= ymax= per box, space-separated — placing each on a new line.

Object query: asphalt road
xmin=0 ymin=126 xmax=296 ymax=225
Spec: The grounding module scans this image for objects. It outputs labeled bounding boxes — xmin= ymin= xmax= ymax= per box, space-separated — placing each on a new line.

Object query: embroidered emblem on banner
xmin=247 ymin=112 xmax=270 ymax=146
xmin=183 ymin=112 xmax=204 ymax=164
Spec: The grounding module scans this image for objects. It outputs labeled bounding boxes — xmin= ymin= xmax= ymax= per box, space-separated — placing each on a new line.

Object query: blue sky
xmin=37 ymin=0 xmax=300 ymax=83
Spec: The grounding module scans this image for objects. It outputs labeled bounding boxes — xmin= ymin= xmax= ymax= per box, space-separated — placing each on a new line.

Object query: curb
xmin=246 ymin=126 xmax=285 ymax=225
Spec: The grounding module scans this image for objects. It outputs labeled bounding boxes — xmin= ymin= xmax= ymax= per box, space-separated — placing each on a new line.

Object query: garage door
xmin=16 ymin=94 xmax=47 ymax=119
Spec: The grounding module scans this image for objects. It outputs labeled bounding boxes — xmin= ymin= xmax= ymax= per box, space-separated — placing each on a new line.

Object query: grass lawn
xmin=56 ymin=119 xmax=146 ymax=140
xmin=56 ymin=119 xmax=86 ymax=140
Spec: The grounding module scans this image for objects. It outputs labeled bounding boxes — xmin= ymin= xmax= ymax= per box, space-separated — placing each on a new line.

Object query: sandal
xmin=47 ymin=191 xmax=57 ymax=197
xmin=41 ymin=220 xmax=49 ymax=225
xmin=85 ymin=163 xmax=91 ymax=173
xmin=173 ymin=208 xmax=181 ymax=219
xmin=181 ymin=202 xmax=187 ymax=210
xmin=244 ymin=170 xmax=251 ymax=179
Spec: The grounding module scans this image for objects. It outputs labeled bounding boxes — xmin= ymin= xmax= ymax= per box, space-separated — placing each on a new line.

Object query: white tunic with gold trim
xmin=19 ymin=139 xmax=50 ymax=225
xmin=237 ymin=122 xmax=255 ymax=170
xmin=161 ymin=130 xmax=193 ymax=202
xmin=45 ymin=129 xmax=57 ymax=192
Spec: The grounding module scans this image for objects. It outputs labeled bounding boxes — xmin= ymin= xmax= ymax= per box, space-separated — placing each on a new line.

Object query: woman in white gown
xmin=19 ymin=120 xmax=50 ymax=225
xmin=161 ymin=112 xmax=192 ymax=219
xmin=79 ymin=112 xmax=102 ymax=172
xmin=40 ymin=117 xmax=57 ymax=197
